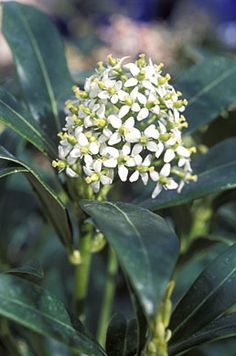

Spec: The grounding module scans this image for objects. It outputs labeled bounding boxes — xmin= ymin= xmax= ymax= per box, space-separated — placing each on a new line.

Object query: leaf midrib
xmin=103 ymin=202 xmax=154 ymax=309
xmin=172 ymin=265 xmax=236 ymax=336
xmin=0 ymin=295 xmax=96 ymax=350
xmin=195 ymin=159 xmax=236 ymax=178
xmin=0 ymin=98 xmax=56 ymax=156
xmin=0 ymin=153 xmax=65 ymax=208
xmin=16 ymin=6 xmax=60 ymax=131
xmin=187 ymin=64 xmax=236 ymax=106
xmin=0 ymin=167 xmax=28 ymax=178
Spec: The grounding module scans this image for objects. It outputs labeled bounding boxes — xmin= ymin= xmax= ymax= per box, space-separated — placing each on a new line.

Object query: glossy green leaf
xmin=0 ymin=89 xmax=56 ymax=157
xmin=80 ymin=200 xmax=179 ymax=319
xmin=106 ymin=315 xmax=138 ymax=356
xmin=137 ymin=138 xmax=236 ymax=210
xmin=176 ymin=56 xmax=236 ymax=134
xmin=170 ymin=244 xmax=236 ymax=343
xmin=106 ymin=314 xmax=129 ymax=356
xmin=2 ymin=1 xmax=73 ymax=138
xmin=0 ymin=274 xmax=105 ymax=355
xmin=0 ymin=146 xmax=73 ymax=249
xmin=4 ymin=261 xmax=44 ymax=283
xmin=169 ymin=313 xmax=236 ymax=355
xmin=127 ymin=282 xmax=148 ymax=354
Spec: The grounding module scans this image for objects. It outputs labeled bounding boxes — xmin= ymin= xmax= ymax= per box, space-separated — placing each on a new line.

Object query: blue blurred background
xmin=1 ymin=0 xmax=236 ymax=80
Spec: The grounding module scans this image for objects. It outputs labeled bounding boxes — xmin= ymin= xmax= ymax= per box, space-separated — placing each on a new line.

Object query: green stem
xmin=97 ymin=248 xmax=118 ymax=347
xmin=74 ymin=222 xmax=94 ymax=321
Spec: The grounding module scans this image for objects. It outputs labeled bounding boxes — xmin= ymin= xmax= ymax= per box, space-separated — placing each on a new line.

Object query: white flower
xmin=108 ymin=116 xmax=141 ymax=145
xmin=69 ymin=132 xmax=99 ymax=164
xmin=129 ymin=154 xmax=152 ymax=185
xmin=152 ymin=163 xmax=178 ymax=198
xmin=101 ymin=143 xmax=137 ymax=182
xmin=132 ymin=124 xmax=160 ymax=155
xmin=54 ymin=54 xmax=196 ymax=197
xmin=83 ymin=159 xmax=114 ymax=193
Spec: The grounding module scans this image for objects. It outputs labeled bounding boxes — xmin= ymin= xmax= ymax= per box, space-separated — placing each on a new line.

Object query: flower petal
xmin=105 ymin=146 xmax=119 ymax=157
xmin=98 ymin=91 xmax=109 ymax=100
xmin=66 ymin=167 xmax=78 ymax=178
xmin=94 ymin=160 xmax=102 ymax=172
xmin=160 ymin=163 xmax=171 ymax=177
xmin=90 ymin=142 xmax=99 ymax=154
xmin=124 ymin=116 xmax=135 ymax=128
xmin=132 ymin=143 xmax=143 ymax=156
xmin=144 ymin=124 xmax=159 ymax=139
xmin=83 ymin=166 xmax=92 ymax=176
xmin=155 ymin=142 xmax=164 ymax=158
xmin=147 ymin=141 xmax=159 ymax=152
xmin=150 ymin=170 xmax=159 ymax=182
xmin=118 ymin=90 xmax=127 ymax=101
xmin=92 ymin=181 xmax=100 ymax=193
xmin=108 ymin=132 xmax=121 ymax=145
xmin=111 ymin=95 xmax=118 ymax=104
xmin=134 ymin=154 xmax=142 ymax=165
xmin=118 ymin=165 xmax=129 ymax=182
xmin=131 ymin=103 xmax=141 ymax=112
xmin=164 ymin=149 xmax=175 ymax=163
xmin=103 ymin=128 xmax=113 ymax=138
xmin=122 ymin=143 xmax=131 ymax=155
xmin=137 ymin=108 xmax=149 ymax=121
xmin=141 ymin=172 xmax=149 ymax=185
xmin=103 ymin=158 xmax=117 ymax=168
xmin=137 ymin=92 xmax=147 ymax=105
xmin=84 ymin=154 xmax=93 ymax=167
xmin=119 ymin=105 xmax=130 ymax=119
xmin=143 ymin=154 xmax=152 ymax=166
xmin=101 ymin=175 xmax=113 ymax=185
xmin=129 ymin=170 xmax=139 ymax=182
xmin=125 ymin=128 xmax=141 ymax=142
xmin=108 ymin=114 xmax=122 ymax=128
xmin=97 ymin=104 xmax=105 ymax=118
xmin=152 ymin=183 xmax=162 ymax=198
xmin=176 ymin=146 xmax=190 ymax=158
xmin=78 ymin=133 xmax=89 ymax=146
xmin=124 ymin=63 xmax=140 ymax=76
xmin=166 ymin=179 xmax=178 ymax=190
xmin=70 ymin=147 xmax=81 ymax=158
xmin=124 ymin=78 xmax=138 ymax=87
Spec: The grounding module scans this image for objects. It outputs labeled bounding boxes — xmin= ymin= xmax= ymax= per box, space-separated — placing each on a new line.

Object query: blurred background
xmin=1 ymin=0 xmax=236 ymax=81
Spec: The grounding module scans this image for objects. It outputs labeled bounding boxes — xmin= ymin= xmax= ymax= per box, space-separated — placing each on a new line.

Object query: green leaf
xmin=170 ymin=244 xmax=236 ymax=343
xmin=0 ymin=89 xmax=56 ymax=157
xmin=80 ymin=200 xmax=179 ymax=319
xmin=106 ymin=314 xmax=129 ymax=356
xmin=176 ymin=56 xmax=236 ymax=134
xmin=136 ymin=138 xmax=236 ymax=210
xmin=169 ymin=313 xmax=236 ymax=355
xmin=0 ymin=274 xmax=105 ymax=355
xmin=4 ymin=261 xmax=44 ymax=283
xmin=106 ymin=315 xmax=139 ymax=356
xmin=0 ymin=146 xmax=73 ymax=249
xmin=127 ymin=282 xmax=148 ymax=354
xmin=2 ymin=1 xmax=73 ymax=137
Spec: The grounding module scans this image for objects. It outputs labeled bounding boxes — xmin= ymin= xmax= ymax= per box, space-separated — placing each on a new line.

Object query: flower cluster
xmin=53 ymin=54 xmax=197 ymax=198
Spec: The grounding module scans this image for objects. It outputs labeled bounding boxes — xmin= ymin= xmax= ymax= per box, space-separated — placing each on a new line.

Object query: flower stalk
xmin=146 ymin=281 xmax=175 ymax=356
xmin=97 ymin=247 xmax=118 ymax=346
xmin=74 ymin=221 xmax=94 ymax=321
